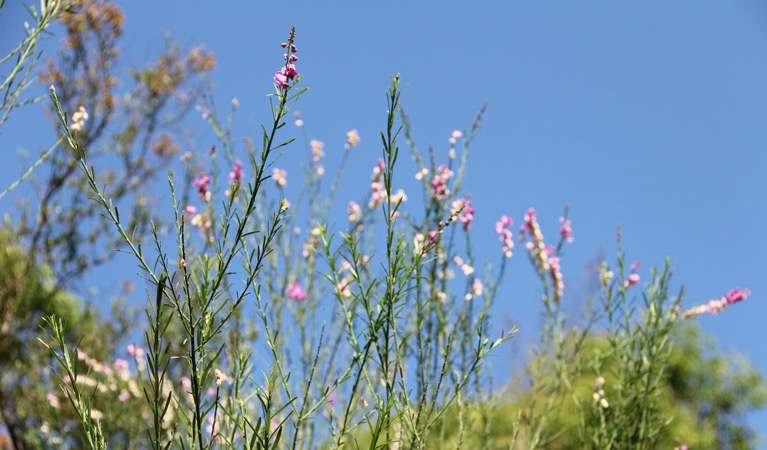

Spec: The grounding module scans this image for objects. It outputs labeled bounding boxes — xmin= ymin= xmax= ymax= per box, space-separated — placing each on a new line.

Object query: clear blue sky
xmin=2 ymin=0 xmax=766 ymax=441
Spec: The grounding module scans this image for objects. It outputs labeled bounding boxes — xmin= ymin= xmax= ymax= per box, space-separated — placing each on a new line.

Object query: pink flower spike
xmin=726 ymin=288 xmax=751 ymax=304
xmin=559 ymin=218 xmax=574 ymax=243
xmin=288 ymin=282 xmax=307 ymax=301
xmin=229 ymin=160 xmax=244 ymax=185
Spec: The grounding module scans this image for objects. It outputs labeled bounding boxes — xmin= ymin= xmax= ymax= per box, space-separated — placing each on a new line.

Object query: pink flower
xmin=118 ymin=389 xmax=131 ymax=402
xmin=495 ymin=215 xmax=513 ymax=234
xmin=272 ymin=168 xmax=288 ymax=188
xmin=288 ymin=282 xmax=307 ymax=301
xmin=624 ymin=273 xmax=640 ymax=288
xmin=630 ymin=260 xmax=641 ymax=271
xmin=348 ymin=201 xmax=362 ymax=222
xmin=229 ymin=160 xmax=244 ymax=185
xmin=452 ymin=198 xmax=475 ymax=231
xmin=185 ymin=205 xmax=197 ymax=216
xmin=126 ymin=344 xmax=145 ymax=359
xmin=345 ymin=129 xmax=360 ymax=149
xmin=520 ymin=208 xmax=546 ymax=268
xmin=193 ymin=174 xmax=212 ymax=202
xmin=46 ymin=393 xmax=60 ymax=409
xmin=427 ymin=229 xmax=443 ymax=247
xmin=182 ymin=376 xmax=192 ymax=391
xmin=558 ymin=216 xmax=574 ymax=243
xmin=430 ymin=165 xmax=454 ymax=202
xmin=548 ymin=255 xmax=564 ymax=304
xmin=726 ymin=287 xmax=750 ymax=304
xmin=495 ymin=215 xmax=515 ymax=259
xmin=274 ymin=64 xmax=298 ymax=89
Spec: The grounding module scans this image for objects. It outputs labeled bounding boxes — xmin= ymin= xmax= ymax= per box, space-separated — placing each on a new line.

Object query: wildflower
xmin=558 ymin=216 xmax=574 ymax=243
xmin=449 ymin=129 xmax=463 ymax=145
xmin=274 ymin=27 xmax=298 ymax=90
xmin=549 ymin=255 xmax=564 ymax=304
xmin=347 ymin=201 xmax=361 ymax=222
xmin=126 ymin=344 xmax=144 ymax=359
xmin=520 ymin=208 xmax=548 ymax=271
xmin=624 ymin=273 xmax=640 ymax=288
xmin=46 ymin=393 xmax=60 ymax=409
xmin=391 ymin=189 xmax=407 ymax=204
xmin=371 ymin=158 xmax=386 ymax=180
xmin=70 ymin=106 xmax=88 ymax=131
xmin=274 ymin=64 xmax=298 ymax=89
xmin=185 ymin=205 xmax=197 ymax=216
xmin=231 ymin=98 xmax=239 ymax=108
xmin=430 ymin=165 xmax=454 ymax=202
xmin=495 ymin=215 xmax=515 ymax=258
xmin=288 ymin=282 xmax=307 ymax=301
xmin=337 ymin=276 xmax=353 ymax=299
xmin=599 ymin=262 xmax=614 ymax=286
xmin=427 ymin=229 xmax=443 ymax=247
xmin=315 ymin=163 xmax=325 ymax=178
xmin=192 ymin=174 xmax=212 ymax=202
xmin=272 ymin=168 xmax=288 ymax=188
xmin=413 ymin=233 xmax=425 ymax=255
xmin=452 ymin=198 xmax=475 ymax=231
xmin=630 ymin=260 xmax=641 ymax=271
xmin=415 ymin=168 xmax=429 ymax=180
xmin=280 ymin=198 xmax=290 ymax=212
xmin=369 ymin=182 xmax=385 ymax=209
xmin=461 ymin=262 xmax=474 ymax=276
xmin=118 ymin=389 xmax=131 ymax=402
xmin=727 ymin=287 xmax=749 ymax=303
xmin=681 ymin=288 xmax=751 ymax=319
xmin=310 ymin=140 xmax=325 ymax=161
xmin=364 ymin=159 xmax=387 ymax=207
xmin=345 ymin=129 xmax=360 ymax=149
xmin=473 ymin=279 xmax=484 ymax=297
xmin=593 ymin=376 xmax=609 ymax=408
xmin=182 ymin=376 xmax=192 ymax=391
xmin=229 ymin=160 xmax=244 ymax=185
xmin=495 ymin=215 xmax=513 ymax=234
xmin=90 ymin=409 xmax=103 ymax=420
xmin=191 ymin=213 xmax=212 ymax=231
xmin=673 ymin=438 xmax=689 ymax=450
xmin=113 ymin=359 xmax=130 ymax=380
xmin=214 ymin=368 xmax=229 ymax=387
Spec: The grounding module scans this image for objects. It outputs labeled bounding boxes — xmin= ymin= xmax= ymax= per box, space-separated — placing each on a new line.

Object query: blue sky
xmin=2 ymin=0 xmax=766 ymax=441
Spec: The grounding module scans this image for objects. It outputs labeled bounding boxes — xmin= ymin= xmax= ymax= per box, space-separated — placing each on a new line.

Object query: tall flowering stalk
xmin=45 ymin=27 xmax=306 ymax=450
